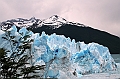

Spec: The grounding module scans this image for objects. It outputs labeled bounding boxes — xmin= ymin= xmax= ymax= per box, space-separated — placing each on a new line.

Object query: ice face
xmin=0 ymin=26 xmax=117 ymax=78
xmin=32 ymin=30 xmax=117 ymax=78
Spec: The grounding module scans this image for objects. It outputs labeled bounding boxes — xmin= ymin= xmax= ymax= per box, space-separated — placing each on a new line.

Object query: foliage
xmin=0 ymin=28 xmax=45 ymax=79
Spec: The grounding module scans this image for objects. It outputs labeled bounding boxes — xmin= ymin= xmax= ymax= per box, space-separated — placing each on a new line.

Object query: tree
xmin=0 ymin=26 xmax=45 ymax=79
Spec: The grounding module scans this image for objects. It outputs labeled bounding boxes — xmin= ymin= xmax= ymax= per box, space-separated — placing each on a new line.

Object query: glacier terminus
xmin=0 ymin=25 xmax=117 ymax=78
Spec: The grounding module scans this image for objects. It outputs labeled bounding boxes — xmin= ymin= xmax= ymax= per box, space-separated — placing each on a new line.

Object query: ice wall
xmin=0 ymin=26 xmax=117 ymax=78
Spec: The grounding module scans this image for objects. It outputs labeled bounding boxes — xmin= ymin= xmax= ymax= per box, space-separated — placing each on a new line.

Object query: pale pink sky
xmin=0 ymin=0 xmax=120 ymax=37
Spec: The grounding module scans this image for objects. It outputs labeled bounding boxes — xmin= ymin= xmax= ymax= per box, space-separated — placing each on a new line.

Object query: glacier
xmin=0 ymin=26 xmax=117 ymax=78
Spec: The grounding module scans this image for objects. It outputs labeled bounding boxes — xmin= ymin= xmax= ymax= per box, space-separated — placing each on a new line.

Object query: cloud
xmin=60 ymin=0 xmax=120 ymax=36
xmin=0 ymin=0 xmax=120 ymax=37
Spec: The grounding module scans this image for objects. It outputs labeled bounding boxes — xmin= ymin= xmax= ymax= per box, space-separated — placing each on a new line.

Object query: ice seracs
xmin=0 ymin=25 xmax=117 ymax=78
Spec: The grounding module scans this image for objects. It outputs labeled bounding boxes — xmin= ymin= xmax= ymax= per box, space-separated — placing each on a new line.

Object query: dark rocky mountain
xmin=0 ymin=15 xmax=120 ymax=54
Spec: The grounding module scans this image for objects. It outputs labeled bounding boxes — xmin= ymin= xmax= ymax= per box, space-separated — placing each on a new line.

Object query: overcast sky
xmin=0 ymin=0 xmax=120 ymax=37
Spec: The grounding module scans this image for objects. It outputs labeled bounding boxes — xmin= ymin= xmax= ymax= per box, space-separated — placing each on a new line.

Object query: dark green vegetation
xmin=0 ymin=30 xmax=45 ymax=79
xmin=29 ymin=24 xmax=120 ymax=54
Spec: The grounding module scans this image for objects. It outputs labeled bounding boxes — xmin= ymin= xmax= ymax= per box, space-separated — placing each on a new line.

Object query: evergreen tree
xmin=0 ymin=27 xmax=45 ymax=79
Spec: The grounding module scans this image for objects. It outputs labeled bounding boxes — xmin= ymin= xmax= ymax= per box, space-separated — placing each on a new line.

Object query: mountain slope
xmin=0 ymin=15 xmax=120 ymax=54
xmin=30 ymin=24 xmax=120 ymax=54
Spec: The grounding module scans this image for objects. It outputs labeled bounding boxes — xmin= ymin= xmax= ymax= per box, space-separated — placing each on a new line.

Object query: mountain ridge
xmin=0 ymin=15 xmax=120 ymax=54
xmin=0 ymin=15 xmax=86 ymax=30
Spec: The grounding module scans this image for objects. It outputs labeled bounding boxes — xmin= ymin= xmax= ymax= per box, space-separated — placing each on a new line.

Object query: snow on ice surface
xmin=0 ymin=26 xmax=119 ymax=79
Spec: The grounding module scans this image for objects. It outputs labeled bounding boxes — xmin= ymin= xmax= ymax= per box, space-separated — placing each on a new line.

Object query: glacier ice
xmin=0 ymin=26 xmax=117 ymax=78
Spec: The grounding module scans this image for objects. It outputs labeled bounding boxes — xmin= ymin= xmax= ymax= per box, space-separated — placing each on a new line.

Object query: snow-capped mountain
xmin=0 ymin=15 xmax=120 ymax=54
xmin=0 ymin=16 xmax=120 ymax=79
xmin=0 ymin=15 xmax=84 ymax=30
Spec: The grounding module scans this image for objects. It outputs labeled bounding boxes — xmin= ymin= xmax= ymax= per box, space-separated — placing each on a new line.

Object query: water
xmin=111 ymin=54 xmax=120 ymax=63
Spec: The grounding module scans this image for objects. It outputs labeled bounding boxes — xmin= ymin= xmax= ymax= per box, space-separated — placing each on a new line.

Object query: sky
xmin=0 ymin=0 xmax=120 ymax=37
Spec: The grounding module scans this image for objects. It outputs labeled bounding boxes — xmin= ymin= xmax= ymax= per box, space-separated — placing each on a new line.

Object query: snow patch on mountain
xmin=0 ymin=15 xmax=86 ymax=30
